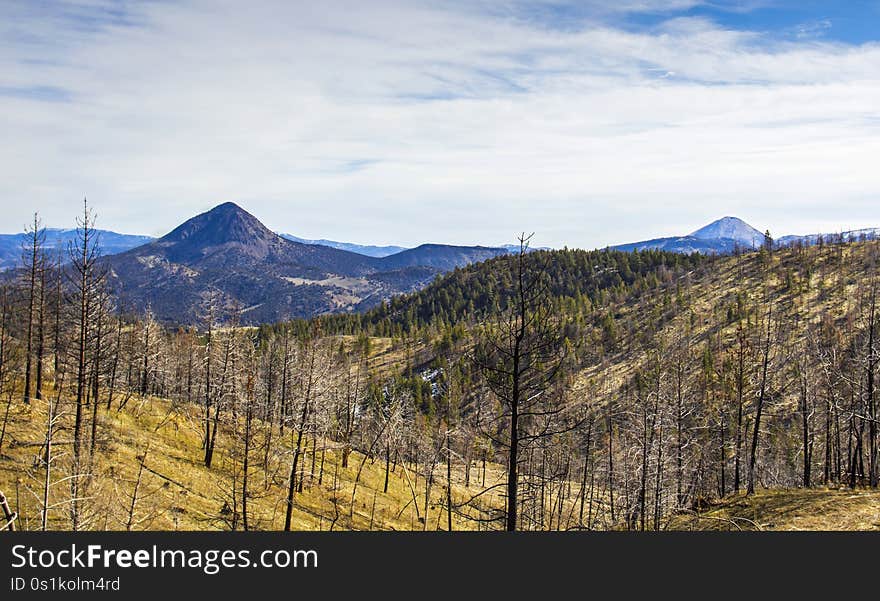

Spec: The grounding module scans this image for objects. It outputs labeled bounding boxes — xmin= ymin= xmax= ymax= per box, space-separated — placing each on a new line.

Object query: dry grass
xmin=0 ymin=391 xmax=505 ymax=531
xmin=668 ymin=488 xmax=880 ymax=531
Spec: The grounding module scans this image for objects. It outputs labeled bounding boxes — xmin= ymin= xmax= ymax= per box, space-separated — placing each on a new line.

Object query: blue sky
xmin=2 ymin=1 xmax=880 ymax=248
xmin=607 ymin=1 xmax=880 ymax=42
xmin=686 ymin=1 xmax=880 ymax=44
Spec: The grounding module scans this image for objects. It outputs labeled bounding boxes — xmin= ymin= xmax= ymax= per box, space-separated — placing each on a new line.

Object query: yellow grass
xmin=667 ymin=489 xmax=880 ymax=531
xmin=0 ymin=391 xmax=505 ymax=531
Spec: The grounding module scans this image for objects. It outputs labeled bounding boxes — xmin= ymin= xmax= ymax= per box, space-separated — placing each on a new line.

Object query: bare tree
xmin=0 ymin=285 xmax=18 ymax=454
xmin=747 ymin=300 xmax=774 ymax=496
xmin=120 ymin=444 xmax=162 ymax=531
xmin=284 ymin=328 xmax=332 ymax=531
xmin=21 ymin=213 xmax=46 ymax=404
xmin=473 ymin=235 xmax=571 ymax=531
xmin=732 ymin=321 xmax=749 ymax=494
xmin=865 ymin=280 xmax=877 ymax=487
xmin=66 ymin=198 xmax=106 ymax=530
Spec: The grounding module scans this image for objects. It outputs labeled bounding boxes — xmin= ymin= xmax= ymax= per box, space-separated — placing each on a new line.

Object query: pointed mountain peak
xmin=690 ymin=216 xmax=763 ymax=248
xmin=161 ymin=202 xmax=278 ymax=247
xmin=211 ymin=201 xmax=247 ymax=214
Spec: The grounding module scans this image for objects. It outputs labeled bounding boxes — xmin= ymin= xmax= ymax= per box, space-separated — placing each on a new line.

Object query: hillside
xmin=0 ymin=387 xmax=506 ymax=531
xmin=1 ymin=237 xmax=878 ymax=531
xmin=318 ymin=247 xmax=709 ymax=334
xmin=562 ymin=239 xmax=880 ymax=519
xmin=1 ymin=379 xmax=874 ymax=531
xmin=3 ymin=376 xmax=875 ymax=531
xmin=321 ymin=238 xmax=880 ymax=528
xmin=378 ymin=244 xmax=508 ymax=271
xmin=668 ymin=489 xmax=880 ymax=531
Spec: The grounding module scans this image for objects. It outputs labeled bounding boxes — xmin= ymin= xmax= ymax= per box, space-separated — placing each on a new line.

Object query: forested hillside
xmin=315 ymin=246 xmax=708 ymax=335
xmin=0 ymin=221 xmax=877 ymax=531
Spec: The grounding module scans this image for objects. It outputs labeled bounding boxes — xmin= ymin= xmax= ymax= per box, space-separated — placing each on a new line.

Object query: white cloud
xmin=1 ymin=0 xmax=879 ymax=248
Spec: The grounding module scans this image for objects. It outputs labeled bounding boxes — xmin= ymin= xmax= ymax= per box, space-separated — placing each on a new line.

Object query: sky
xmin=2 ymin=0 xmax=880 ymax=249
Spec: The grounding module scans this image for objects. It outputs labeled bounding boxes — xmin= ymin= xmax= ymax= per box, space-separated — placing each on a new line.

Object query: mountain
xmin=613 ymin=216 xmax=880 ymax=255
xmin=690 ymin=216 xmax=764 ymax=248
xmin=499 ymin=243 xmax=553 ymax=253
xmin=777 ymin=227 xmax=880 ymax=248
xmin=279 ymin=233 xmax=407 ymax=258
xmin=612 ymin=235 xmax=745 ymax=255
xmin=612 ymin=216 xmax=764 ymax=255
xmin=0 ymin=228 xmax=154 ymax=270
xmin=278 ymin=235 xmax=532 ymax=260
xmin=105 ymin=202 xmax=509 ymax=324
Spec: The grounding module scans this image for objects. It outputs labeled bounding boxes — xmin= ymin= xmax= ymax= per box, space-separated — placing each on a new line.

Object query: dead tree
xmin=747 ymin=301 xmax=774 ymax=496
xmin=21 ymin=213 xmax=46 ymax=404
xmin=797 ymin=339 xmax=814 ymax=488
xmin=0 ymin=286 xmax=16 ymax=454
xmin=66 ymin=197 xmax=105 ymax=530
xmin=122 ymin=445 xmax=162 ymax=531
xmin=733 ymin=321 xmax=749 ymax=494
xmin=204 ymin=311 xmax=237 ymax=469
xmin=473 ymin=234 xmax=570 ymax=531
xmin=284 ymin=330 xmax=330 ymax=531
xmin=866 ymin=281 xmax=877 ymax=487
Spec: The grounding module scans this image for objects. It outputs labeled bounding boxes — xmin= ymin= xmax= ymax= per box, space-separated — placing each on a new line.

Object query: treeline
xmin=0 ymin=209 xmax=877 ymax=531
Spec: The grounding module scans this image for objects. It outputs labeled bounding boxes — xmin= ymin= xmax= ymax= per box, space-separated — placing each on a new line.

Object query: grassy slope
xmin=0 ymin=392 xmax=506 ymax=531
xmin=573 ymin=242 xmax=870 ymax=416
xmin=668 ymin=489 xmax=880 ymax=531
xmin=5 ymin=387 xmax=874 ymax=531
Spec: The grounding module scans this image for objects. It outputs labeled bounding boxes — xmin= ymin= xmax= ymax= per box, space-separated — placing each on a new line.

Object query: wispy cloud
xmin=2 ymin=1 xmax=879 ymax=246
xmin=0 ymin=85 xmax=73 ymax=102
xmin=794 ymin=18 xmax=833 ymax=39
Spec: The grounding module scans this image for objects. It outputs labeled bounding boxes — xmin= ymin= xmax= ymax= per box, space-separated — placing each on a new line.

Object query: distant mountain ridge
xmin=279 ymin=233 xmax=406 ymax=258
xmin=777 ymin=227 xmax=880 ymax=247
xmin=4 ymin=207 xmax=878 ymax=326
xmin=3 ymin=213 xmax=876 ymax=271
xmin=0 ymin=228 xmax=153 ymax=270
xmin=278 ymin=237 xmax=553 ymax=258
